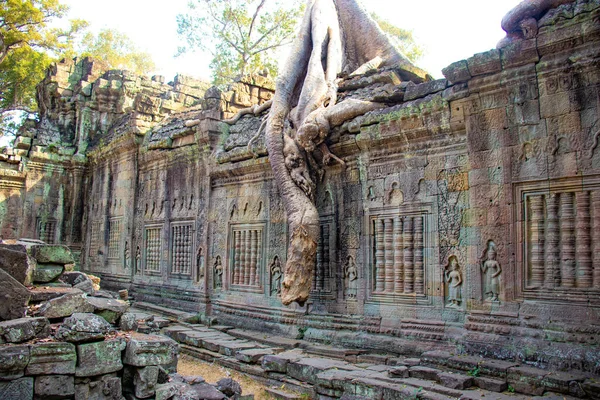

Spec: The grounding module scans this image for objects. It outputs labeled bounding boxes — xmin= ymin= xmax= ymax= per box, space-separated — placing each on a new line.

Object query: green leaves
xmin=177 ymin=0 xmax=303 ymax=85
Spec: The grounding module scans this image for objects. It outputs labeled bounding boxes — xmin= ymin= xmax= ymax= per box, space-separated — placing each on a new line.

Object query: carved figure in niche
xmin=270 ymin=256 xmax=282 ymax=296
xmin=344 ymin=256 xmax=358 ymax=299
xmin=124 ymin=241 xmax=130 ymax=269
xmin=135 ymin=246 xmax=141 ymax=274
xmin=444 ymin=256 xmax=462 ymax=308
xmin=386 ymin=182 xmax=404 ymax=205
xmin=196 ymin=246 xmax=204 ymax=281
xmin=481 ymin=241 xmax=502 ymax=301
xmin=214 ymin=256 xmax=223 ymax=289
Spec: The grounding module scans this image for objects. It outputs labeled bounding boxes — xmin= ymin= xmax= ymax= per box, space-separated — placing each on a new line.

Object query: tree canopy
xmin=177 ymin=0 xmax=303 ymax=86
xmin=371 ymin=13 xmax=425 ymax=64
xmin=0 ymin=0 xmax=155 ymax=138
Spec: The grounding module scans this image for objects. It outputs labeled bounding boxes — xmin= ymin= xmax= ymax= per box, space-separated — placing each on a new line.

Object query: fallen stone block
xmin=86 ymin=297 xmax=129 ymax=324
xmin=409 ymin=365 xmax=440 ymax=381
xmin=34 ymin=375 xmax=75 ymax=399
xmin=120 ymin=312 xmax=154 ymax=331
xmin=33 ymin=263 xmax=64 ymax=283
xmin=178 ymin=382 xmax=226 ymax=400
xmin=0 ymin=344 xmax=30 ymax=380
xmin=236 ymin=348 xmax=276 ymax=364
xmin=0 ymin=377 xmax=33 ymax=400
xmin=123 ymin=332 xmax=179 ymax=367
xmin=437 ymin=371 xmax=473 ymax=390
xmin=0 ymin=246 xmax=35 ymax=285
xmin=28 ymin=286 xmax=83 ymax=303
xmin=75 ymin=338 xmax=127 ymax=377
xmin=388 ymin=366 xmax=409 ymax=378
xmin=133 ymin=365 xmax=159 ymax=398
xmin=507 ymin=366 xmax=550 ymax=396
xmin=542 ymin=370 xmax=588 ymax=396
xmin=27 ymin=342 xmax=76 ymax=375
xmin=287 ymin=357 xmax=358 ymax=385
xmin=473 ymin=376 xmax=508 ymax=392
xmin=0 ymin=317 xmax=50 ymax=343
xmin=59 ymin=271 xmax=95 ymax=294
xmin=215 ymin=377 xmax=242 ymax=397
xmin=74 ymin=373 xmax=122 ymax=400
xmin=38 ymin=292 xmax=94 ymax=319
xmin=262 ymin=350 xmax=304 ymax=373
xmin=155 ymin=382 xmax=186 ymax=400
xmin=56 ymin=312 xmax=112 ymax=343
xmin=0 ymin=268 xmax=30 ymax=320
xmin=30 ymin=244 xmax=74 ymax=264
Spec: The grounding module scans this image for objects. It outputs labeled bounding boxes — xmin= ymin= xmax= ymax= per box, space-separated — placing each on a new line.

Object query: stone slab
xmin=75 ymin=338 xmax=127 ymax=377
xmin=33 ymin=264 xmax=64 ymax=283
xmin=28 ymin=286 xmax=82 ymax=303
xmin=56 ymin=312 xmax=112 ymax=343
xmin=27 ymin=342 xmax=76 ymax=375
xmin=0 ymin=268 xmax=30 ymax=320
xmin=74 ymin=373 xmax=122 ymax=400
xmin=123 ymin=332 xmax=179 ymax=367
xmin=86 ymin=297 xmax=130 ymax=324
xmin=0 ymin=377 xmax=33 ymax=400
xmin=235 ymin=347 xmax=277 ymax=364
xmin=133 ymin=365 xmax=159 ymax=398
xmin=0 ymin=344 xmax=30 ymax=380
xmin=0 ymin=246 xmax=35 ymax=285
xmin=0 ymin=317 xmax=50 ymax=343
xmin=34 ymin=375 xmax=75 ymax=398
xmin=30 ymin=245 xmax=74 ymax=264
xmin=38 ymin=292 xmax=94 ymax=319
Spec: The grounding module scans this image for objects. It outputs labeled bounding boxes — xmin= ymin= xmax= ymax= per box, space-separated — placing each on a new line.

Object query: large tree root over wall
xmin=265 ymin=0 xmax=428 ymax=306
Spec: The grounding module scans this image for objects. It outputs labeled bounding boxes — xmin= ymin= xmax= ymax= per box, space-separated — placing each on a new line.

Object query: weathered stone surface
xmin=123 ymin=333 xmax=178 ymax=367
xmin=235 ymin=348 xmax=276 ymax=364
xmin=86 ymin=297 xmax=129 ymax=324
xmin=0 ymin=246 xmax=35 ymax=285
xmin=74 ymin=373 xmax=122 ymax=400
xmin=507 ymin=366 xmax=550 ymax=396
xmin=177 ymin=382 xmax=226 ymax=400
xmin=30 ymin=245 xmax=74 ymax=264
xmin=27 ymin=342 xmax=76 ymax=375
xmin=0 ymin=268 xmax=30 ymax=320
xmin=0 ymin=377 xmax=33 ymax=400
xmin=33 ymin=263 xmax=64 ymax=283
xmin=133 ymin=365 xmax=159 ymax=398
xmin=75 ymin=338 xmax=126 ymax=377
xmin=474 ymin=376 xmax=508 ymax=392
xmin=28 ymin=286 xmax=82 ymax=303
xmin=442 ymin=60 xmax=472 ymax=84
xmin=155 ymin=382 xmax=186 ymax=400
xmin=0 ymin=344 xmax=30 ymax=380
xmin=34 ymin=375 xmax=75 ymax=398
xmin=262 ymin=350 xmax=303 ymax=373
xmin=387 ymin=366 xmax=409 ymax=378
xmin=56 ymin=312 xmax=112 ymax=343
xmin=467 ymin=49 xmax=502 ymax=76
xmin=215 ymin=377 xmax=242 ymax=397
xmin=437 ymin=371 xmax=473 ymax=390
xmin=409 ymin=366 xmax=440 ymax=381
xmin=0 ymin=317 xmax=50 ymax=343
xmin=38 ymin=292 xmax=94 ymax=319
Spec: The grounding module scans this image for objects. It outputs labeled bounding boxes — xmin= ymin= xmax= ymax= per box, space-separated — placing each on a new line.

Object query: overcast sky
xmin=60 ymin=0 xmax=522 ymax=81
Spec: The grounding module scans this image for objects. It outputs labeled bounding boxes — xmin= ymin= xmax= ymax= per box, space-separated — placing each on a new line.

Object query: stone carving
xmin=313 ymin=223 xmax=331 ymax=292
xmin=444 ymin=256 xmax=462 ymax=308
xmin=171 ymin=224 xmax=193 ymax=276
xmin=230 ymin=227 xmax=263 ymax=287
xmin=264 ymin=0 xmax=427 ymax=306
xmin=481 ymin=241 xmax=502 ymax=302
xmin=372 ymin=215 xmax=425 ymax=295
xmin=437 ymin=169 xmax=467 ymax=263
xmin=196 ymin=246 xmax=205 ymax=281
xmin=344 ymin=256 xmax=358 ymax=299
xmin=144 ymin=227 xmax=161 ymax=273
xmin=270 ymin=256 xmax=282 ymax=297
xmin=124 ymin=241 xmax=130 ymax=270
xmin=386 ymin=182 xmax=404 ymax=206
xmin=135 ymin=246 xmax=141 ymax=274
xmin=214 ymin=256 xmax=223 ymax=289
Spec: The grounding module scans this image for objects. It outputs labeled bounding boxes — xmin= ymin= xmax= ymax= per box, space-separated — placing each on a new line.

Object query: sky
xmin=59 ymin=0 xmax=523 ymax=82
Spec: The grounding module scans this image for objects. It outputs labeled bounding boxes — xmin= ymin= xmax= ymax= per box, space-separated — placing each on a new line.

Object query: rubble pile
xmin=0 ymin=240 xmax=245 ymax=400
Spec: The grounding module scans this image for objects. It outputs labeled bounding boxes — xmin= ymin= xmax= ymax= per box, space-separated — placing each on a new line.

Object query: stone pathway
xmin=131 ymin=305 xmax=600 ymax=400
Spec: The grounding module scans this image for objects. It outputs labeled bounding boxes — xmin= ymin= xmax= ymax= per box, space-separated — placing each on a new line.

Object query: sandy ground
xmin=177 ymin=354 xmax=301 ymax=399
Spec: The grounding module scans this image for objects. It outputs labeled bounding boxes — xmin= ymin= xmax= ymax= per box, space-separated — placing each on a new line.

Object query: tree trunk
xmin=265 ymin=0 xmax=428 ymax=306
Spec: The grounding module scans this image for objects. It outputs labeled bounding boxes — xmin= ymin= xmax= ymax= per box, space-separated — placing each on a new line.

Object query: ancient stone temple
xmin=1 ymin=0 xmax=600 ymax=374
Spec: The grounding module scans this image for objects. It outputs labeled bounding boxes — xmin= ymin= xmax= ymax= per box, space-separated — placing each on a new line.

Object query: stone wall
xmin=1 ymin=0 xmax=600 ymax=373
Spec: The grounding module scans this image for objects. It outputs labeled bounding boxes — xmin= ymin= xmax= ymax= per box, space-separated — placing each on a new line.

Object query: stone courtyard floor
xmin=132 ymin=302 xmax=600 ymax=400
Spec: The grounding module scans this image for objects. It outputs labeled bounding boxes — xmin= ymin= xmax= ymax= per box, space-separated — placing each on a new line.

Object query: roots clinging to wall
xmin=265 ymin=0 xmax=429 ymax=306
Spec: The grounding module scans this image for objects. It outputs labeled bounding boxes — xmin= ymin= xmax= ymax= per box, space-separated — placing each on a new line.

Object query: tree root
xmin=223 ymin=99 xmax=273 ymax=125
xmin=281 ymin=225 xmax=318 ymax=306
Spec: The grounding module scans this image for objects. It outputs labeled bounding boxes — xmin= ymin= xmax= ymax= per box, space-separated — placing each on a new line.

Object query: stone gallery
xmin=1 ymin=0 xmax=600 ymax=397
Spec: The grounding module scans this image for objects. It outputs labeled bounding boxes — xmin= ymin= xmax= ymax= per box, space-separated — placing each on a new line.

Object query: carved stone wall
xmin=1 ymin=0 xmax=600 ymax=372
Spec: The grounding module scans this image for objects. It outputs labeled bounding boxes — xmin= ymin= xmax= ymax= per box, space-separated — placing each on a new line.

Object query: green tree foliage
xmin=0 ymin=0 xmax=155 ymax=138
xmin=177 ymin=0 xmax=303 ymax=85
xmin=75 ymin=29 xmax=155 ymax=75
xmin=371 ymin=13 xmax=425 ymax=64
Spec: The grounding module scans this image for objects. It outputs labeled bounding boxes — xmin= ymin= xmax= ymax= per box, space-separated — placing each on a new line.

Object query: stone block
xmin=120 ymin=312 xmax=154 ymax=332
xmin=235 ymin=348 xmax=276 ymax=364
xmin=30 ymin=245 xmax=74 ymax=264
xmin=155 ymin=382 xmax=186 ymax=400
xmin=437 ymin=372 xmax=473 ymax=390
xmin=34 ymin=375 xmax=75 ymax=399
xmin=27 ymin=342 xmax=76 ymax=375
xmin=404 ymin=79 xmax=448 ymax=101
xmin=123 ymin=333 xmax=178 ymax=367
xmin=287 ymin=357 xmax=356 ymax=385
xmin=86 ymin=297 xmax=129 ymax=322
xmin=33 ymin=264 xmax=64 ymax=283
xmin=507 ymin=366 xmax=550 ymax=396
xmin=409 ymin=366 xmax=440 ymax=381
xmin=0 ymin=344 xmax=30 ymax=380
xmin=0 ymin=268 xmax=30 ymax=320
xmin=500 ymin=38 xmax=539 ymax=68
xmin=0 ymin=377 xmax=33 ymax=400
xmin=38 ymin=292 xmax=94 ymax=319
xmin=442 ymin=60 xmax=471 ymax=84
xmin=58 ymin=271 xmax=90 ymax=286
xmin=0 ymin=246 xmax=35 ymax=285
xmin=28 ymin=287 xmax=82 ymax=303
xmin=387 ymin=366 xmax=409 ymax=378
xmin=76 ymin=338 xmax=126 ymax=377
xmin=474 ymin=376 xmax=508 ymax=392
xmin=467 ymin=49 xmax=502 ymax=76
xmin=74 ymin=373 xmax=122 ymax=400
xmin=56 ymin=312 xmax=112 ymax=343
xmin=0 ymin=317 xmax=50 ymax=343
xmin=133 ymin=365 xmax=159 ymax=398
xmin=215 ymin=377 xmax=242 ymax=397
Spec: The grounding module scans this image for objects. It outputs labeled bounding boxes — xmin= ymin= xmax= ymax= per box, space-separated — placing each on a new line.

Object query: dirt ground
xmin=177 ymin=354 xmax=301 ymax=399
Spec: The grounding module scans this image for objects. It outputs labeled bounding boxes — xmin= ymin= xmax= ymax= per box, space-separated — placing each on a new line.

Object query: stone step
xmin=301 ymin=342 xmax=365 ymax=360
xmin=228 ymin=328 xmax=302 ymax=349
xmin=264 ymin=387 xmax=302 ymax=399
xmin=180 ymin=344 xmax=222 ymax=362
xmin=133 ymin=301 xmax=197 ymax=322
